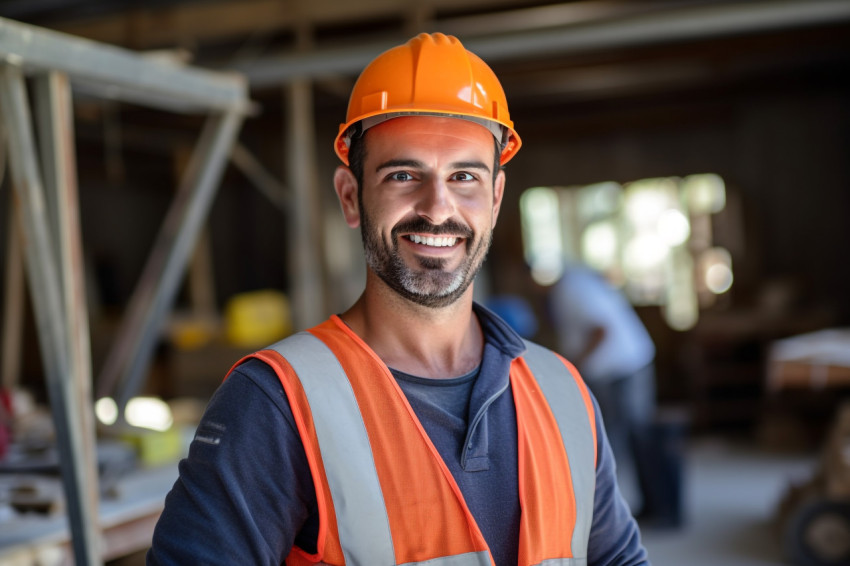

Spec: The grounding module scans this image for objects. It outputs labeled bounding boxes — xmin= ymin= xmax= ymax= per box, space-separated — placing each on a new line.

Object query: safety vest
xmin=244 ymin=316 xmax=597 ymax=566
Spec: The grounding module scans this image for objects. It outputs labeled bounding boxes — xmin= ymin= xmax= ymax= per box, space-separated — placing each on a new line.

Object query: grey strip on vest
xmin=535 ymin=558 xmax=587 ymax=566
xmin=400 ymin=550 xmax=492 ymax=566
xmin=270 ymin=332 xmax=396 ymax=566
xmin=521 ymin=341 xmax=596 ymax=560
xmin=534 ymin=558 xmax=587 ymax=566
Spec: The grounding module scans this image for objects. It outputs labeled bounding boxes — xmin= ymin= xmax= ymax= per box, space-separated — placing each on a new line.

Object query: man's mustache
xmin=392 ymin=218 xmax=473 ymax=239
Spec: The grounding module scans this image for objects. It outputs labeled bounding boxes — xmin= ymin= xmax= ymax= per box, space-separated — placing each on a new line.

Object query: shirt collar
xmin=473 ymin=301 xmax=528 ymax=360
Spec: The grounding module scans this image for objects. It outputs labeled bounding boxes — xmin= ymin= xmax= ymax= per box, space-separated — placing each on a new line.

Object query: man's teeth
xmin=408 ymin=234 xmax=458 ymax=247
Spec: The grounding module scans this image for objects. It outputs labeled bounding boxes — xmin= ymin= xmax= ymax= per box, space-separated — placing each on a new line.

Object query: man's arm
xmin=147 ymin=359 xmax=317 ymax=565
xmin=574 ymin=326 xmax=606 ymax=370
xmin=586 ymin=394 xmax=651 ymax=566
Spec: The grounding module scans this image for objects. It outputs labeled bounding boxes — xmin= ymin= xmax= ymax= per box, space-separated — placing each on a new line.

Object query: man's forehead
xmin=365 ymin=116 xmax=496 ymax=165
xmin=369 ymin=116 xmax=494 ymax=145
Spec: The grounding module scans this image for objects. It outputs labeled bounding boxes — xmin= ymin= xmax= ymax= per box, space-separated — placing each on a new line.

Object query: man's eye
xmin=388 ymin=171 xmax=413 ymax=182
xmin=452 ymin=172 xmax=476 ymax=182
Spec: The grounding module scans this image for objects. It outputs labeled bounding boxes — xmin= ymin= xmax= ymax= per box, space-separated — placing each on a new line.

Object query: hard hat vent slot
xmin=361 ymin=91 xmax=388 ymax=114
xmin=493 ymin=100 xmax=506 ymax=121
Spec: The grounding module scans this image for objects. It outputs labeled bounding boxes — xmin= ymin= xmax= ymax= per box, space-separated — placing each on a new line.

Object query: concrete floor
xmin=635 ymin=437 xmax=817 ymax=566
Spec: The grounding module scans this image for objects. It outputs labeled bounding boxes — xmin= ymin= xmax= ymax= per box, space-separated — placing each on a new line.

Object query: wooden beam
xmin=47 ymin=0 xmax=523 ymax=49
xmin=1 ymin=205 xmax=25 ymax=392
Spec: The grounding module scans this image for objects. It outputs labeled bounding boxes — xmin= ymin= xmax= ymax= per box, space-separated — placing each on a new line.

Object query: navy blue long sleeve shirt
xmin=148 ymin=305 xmax=649 ymax=565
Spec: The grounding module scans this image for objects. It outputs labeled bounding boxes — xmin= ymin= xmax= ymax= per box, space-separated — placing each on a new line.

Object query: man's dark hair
xmin=347 ymin=132 xmax=367 ymax=189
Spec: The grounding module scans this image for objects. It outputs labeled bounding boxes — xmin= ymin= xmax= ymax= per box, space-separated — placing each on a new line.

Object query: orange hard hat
xmin=334 ymin=33 xmax=521 ymax=166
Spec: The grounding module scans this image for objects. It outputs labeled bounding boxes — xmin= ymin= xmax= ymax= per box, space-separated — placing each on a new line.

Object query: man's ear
xmin=334 ymin=165 xmax=361 ymax=228
xmin=492 ymin=168 xmax=506 ymax=225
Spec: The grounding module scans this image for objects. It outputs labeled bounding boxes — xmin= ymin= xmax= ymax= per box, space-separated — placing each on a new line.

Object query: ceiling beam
xmin=226 ymin=0 xmax=850 ymax=87
xmin=0 ymin=17 xmax=250 ymax=114
xmin=45 ymin=0 xmax=523 ymax=49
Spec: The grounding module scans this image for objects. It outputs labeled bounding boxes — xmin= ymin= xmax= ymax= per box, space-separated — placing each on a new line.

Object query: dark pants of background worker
xmin=588 ymin=363 xmax=684 ymax=528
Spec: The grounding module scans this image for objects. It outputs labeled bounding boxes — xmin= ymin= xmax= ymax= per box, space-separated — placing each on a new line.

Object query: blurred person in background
xmin=550 ymin=262 xmax=681 ymax=529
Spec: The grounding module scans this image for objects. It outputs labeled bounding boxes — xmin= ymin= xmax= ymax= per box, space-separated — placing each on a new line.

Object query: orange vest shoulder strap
xmin=267 ymin=331 xmax=396 ymax=565
xmin=517 ymin=340 xmax=597 ymax=562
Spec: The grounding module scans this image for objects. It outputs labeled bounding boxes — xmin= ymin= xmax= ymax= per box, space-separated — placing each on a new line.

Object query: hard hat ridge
xmin=334 ymin=32 xmax=521 ymax=166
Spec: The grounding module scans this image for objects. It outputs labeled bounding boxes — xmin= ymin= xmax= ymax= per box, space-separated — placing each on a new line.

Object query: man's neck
xmin=339 ymin=282 xmax=484 ymax=379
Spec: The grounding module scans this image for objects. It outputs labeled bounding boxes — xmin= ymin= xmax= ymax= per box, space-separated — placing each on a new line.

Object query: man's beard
xmin=360 ymin=210 xmax=492 ymax=309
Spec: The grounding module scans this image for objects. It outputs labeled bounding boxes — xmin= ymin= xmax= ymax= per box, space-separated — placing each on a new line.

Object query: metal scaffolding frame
xmin=0 ymin=17 xmax=249 ymax=565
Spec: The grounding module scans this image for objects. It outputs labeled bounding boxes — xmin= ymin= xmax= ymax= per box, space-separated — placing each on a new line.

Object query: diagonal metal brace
xmin=96 ymin=109 xmax=245 ymax=408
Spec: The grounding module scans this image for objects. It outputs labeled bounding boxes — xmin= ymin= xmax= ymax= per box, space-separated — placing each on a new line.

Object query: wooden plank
xmin=768 ymin=361 xmax=850 ymax=392
xmin=100 ymin=511 xmax=163 ymax=561
xmin=0 ymin=464 xmax=178 ymax=563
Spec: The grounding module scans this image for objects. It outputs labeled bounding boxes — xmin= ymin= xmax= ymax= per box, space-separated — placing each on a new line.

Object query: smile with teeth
xmin=406 ymin=234 xmax=459 ymax=247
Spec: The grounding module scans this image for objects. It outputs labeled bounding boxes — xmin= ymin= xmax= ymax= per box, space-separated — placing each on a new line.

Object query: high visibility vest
xmin=242 ymin=316 xmax=597 ymax=566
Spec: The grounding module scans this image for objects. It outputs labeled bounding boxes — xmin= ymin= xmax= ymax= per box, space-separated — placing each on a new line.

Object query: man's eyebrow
xmin=375 ymin=159 xmax=423 ymax=173
xmin=375 ymin=159 xmax=491 ymax=174
xmin=450 ymin=161 xmax=491 ymax=174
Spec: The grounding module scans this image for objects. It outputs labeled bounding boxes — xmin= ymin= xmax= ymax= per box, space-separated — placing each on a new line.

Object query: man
xmin=148 ymin=33 xmax=649 ymax=565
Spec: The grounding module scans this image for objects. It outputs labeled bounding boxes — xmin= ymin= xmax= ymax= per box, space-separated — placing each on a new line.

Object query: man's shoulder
xmin=228 ymin=355 xmax=286 ymax=393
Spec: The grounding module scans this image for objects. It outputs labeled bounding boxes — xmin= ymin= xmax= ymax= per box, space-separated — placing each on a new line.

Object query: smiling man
xmin=148 ymin=33 xmax=650 ymax=566
xmin=352 ymin=118 xmax=495 ymax=309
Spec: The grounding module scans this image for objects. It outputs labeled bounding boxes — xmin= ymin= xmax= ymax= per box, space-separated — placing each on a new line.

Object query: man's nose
xmin=414 ymin=178 xmax=455 ymax=225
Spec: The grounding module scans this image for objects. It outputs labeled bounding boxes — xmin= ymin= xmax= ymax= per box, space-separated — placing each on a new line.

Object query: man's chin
xmin=403 ymin=293 xmax=462 ymax=309
xmin=397 ymin=280 xmax=471 ymax=309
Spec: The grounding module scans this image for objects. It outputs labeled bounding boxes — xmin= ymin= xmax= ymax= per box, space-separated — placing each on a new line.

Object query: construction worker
xmin=148 ymin=33 xmax=649 ymax=565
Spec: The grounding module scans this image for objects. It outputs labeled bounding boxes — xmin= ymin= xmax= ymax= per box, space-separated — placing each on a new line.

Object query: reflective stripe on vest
xmin=275 ymin=332 xmax=396 ymax=566
xmin=402 ymin=552 xmax=491 ymax=566
xmin=268 ymin=328 xmax=594 ymax=565
xmin=521 ymin=341 xmax=595 ymax=559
